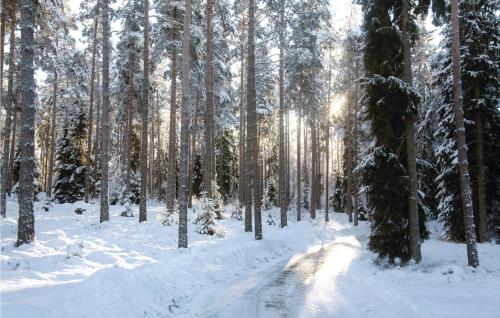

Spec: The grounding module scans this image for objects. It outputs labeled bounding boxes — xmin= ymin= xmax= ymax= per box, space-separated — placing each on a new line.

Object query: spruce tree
xmin=359 ymin=0 xmax=428 ymax=263
xmin=54 ymin=111 xmax=88 ymax=204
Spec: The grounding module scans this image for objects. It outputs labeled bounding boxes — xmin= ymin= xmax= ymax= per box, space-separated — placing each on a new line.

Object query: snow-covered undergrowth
xmin=1 ymin=197 xmax=499 ymax=318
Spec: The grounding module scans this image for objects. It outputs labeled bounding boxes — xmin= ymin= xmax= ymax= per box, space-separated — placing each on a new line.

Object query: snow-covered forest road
xmin=2 ymin=200 xmax=500 ymax=318
xmin=195 ymin=237 xmax=366 ymax=317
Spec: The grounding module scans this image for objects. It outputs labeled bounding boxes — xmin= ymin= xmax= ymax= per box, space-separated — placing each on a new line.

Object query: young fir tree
xmin=359 ymin=0 xmax=428 ymax=263
xmin=53 ymin=110 xmax=88 ymax=204
xmin=432 ymin=0 xmax=500 ymax=243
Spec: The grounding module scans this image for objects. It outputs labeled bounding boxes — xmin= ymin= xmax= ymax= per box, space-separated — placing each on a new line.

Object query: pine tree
xmin=433 ymin=0 xmax=500 ymax=244
xmin=100 ymin=0 xmax=111 ymax=223
xmin=16 ymin=0 xmax=36 ymax=246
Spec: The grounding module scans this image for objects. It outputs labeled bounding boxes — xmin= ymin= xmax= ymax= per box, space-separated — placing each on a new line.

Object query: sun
xmin=330 ymin=95 xmax=345 ymax=117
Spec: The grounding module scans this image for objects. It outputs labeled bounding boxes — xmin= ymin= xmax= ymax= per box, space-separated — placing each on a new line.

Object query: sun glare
xmin=330 ymin=95 xmax=345 ymax=117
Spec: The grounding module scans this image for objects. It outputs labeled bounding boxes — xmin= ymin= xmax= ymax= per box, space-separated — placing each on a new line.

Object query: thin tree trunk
xmin=278 ymin=4 xmax=286 ymax=227
xmin=475 ymin=105 xmax=488 ymax=242
xmin=402 ymin=0 xmax=422 ymax=263
xmin=156 ymin=90 xmax=161 ymax=198
xmin=178 ymin=0 xmax=191 ymax=248
xmin=46 ymin=69 xmax=58 ymax=199
xmin=238 ymin=15 xmax=246 ymax=207
xmin=16 ymin=0 xmax=36 ymax=246
xmin=139 ymin=0 xmax=149 ymax=222
xmin=450 ymin=0 xmax=479 ymax=267
xmin=149 ymin=92 xmax=155 ymax=195
xmin=345 ymin=87 xmax=353 ymax=222
xmin=93 ymin=64 xmax=101 ymax=198
xmin=7 ymin=103 xmax=18 ymax=193
xmin=203 ymin=0 xmax=214 ymax=197
xmin=247 ymin=0 xmax=261 ymax=240
xmin=1 ymin=0 xmax=16 ymax=217
xmin=296 ymin=109 xmax=302 ymax=222
xmin=0 ymin=0 xmax=6 ymax=126
xmin=124 ymin=45 xmax=135 ymax=202
xmin=309 ymin=120 xmax=317 ymax=219
xmin=84 ymin=1 xmax=100 ymax=203
xmin=100 ymin=0 xmax=111 ymax=223
xmin=166 ymin=10 xmax=177 ymax=213
xmin=325 ymin=46 xmax=332 ymax=222
xmin=353 ymin=58 xmax=360 ymax=226
xmin=188 ymin=83 xmax=199 ymax=208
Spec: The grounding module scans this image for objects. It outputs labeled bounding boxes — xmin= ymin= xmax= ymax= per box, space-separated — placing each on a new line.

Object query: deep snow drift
xmin=1 ymin=198 xmax=499 ymax=318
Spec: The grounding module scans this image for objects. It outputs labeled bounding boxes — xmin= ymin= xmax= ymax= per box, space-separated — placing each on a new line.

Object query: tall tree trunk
xmin=296 ymin=109 xmax=302 ymax=222
xmin=139 ymin=0 xmax=150 ymax=222
xmin=47 ymin=69 xmax=58 ymax=199
xmin=475 ymin=101 xmax=488 ymax=242
xmin=16 ymin=0 xmax=35 ymax=246
xmin=93 ymin=63 xmax=101 ymax=198
xmin=238 ymin=15 xmax=246 ymax=208
xmin=124 ymin=45 xmax=135 ymax=202
xmin=8 ymin=101 xmax=18 ymax=193
xmin=0 ymin=0 xmax=6 ymax=133
xmin=278 ymin=4 xmax=286 ymax=227
xmin=149 ymin=91 xmax=155 ymax=195
xmin=402 ymin=0 xmax=422 ymax=263
xmin=156 ymin=90 xmax=161 ymax=198
xmin=325 ymin=45 xmax=332 ymax=222
xmin=84 ymin=1 xmax=100 ymax=203
xmin=353 ymin=58 xmax=360 ymax=226
xmin=247 ymin=0 xmax=261 ymax=239
xmin=345 ymin=87 xmax=353 ymax=222
xmin=178 ymin=0 xmax=191 ymax=248
xmin=1 ymin=0 xmax=16 ymax=217
xmin=166 ymin=10 xmax=177 ymax=213
xmin=100 ymin=0 xmax=111 ymax=223
xmin=450 ymin=0 xmax=479 ymax=267
xmin=188 ymin=83 xmax=199 ymax=208
xmin=309 ymin=120 xmax=317 ymax=219
xmin=203 ymin=0 xmax=214 ymax=197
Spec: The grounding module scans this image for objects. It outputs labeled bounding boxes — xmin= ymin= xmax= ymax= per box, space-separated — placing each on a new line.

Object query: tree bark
xmin=124 ymin=44 xmax=135 ymax=202
xmin=345 ymin=86 xmax=353 ymax=222
xmin=0 ymin=0 xmax=6 ymax=125
xmin=188 ymin=83 xmax=199 ymax=208
xmin=16 ymin=0 xmax=35 ymax=246
xmin=475 ymin=104 xmax=488 ymax=242
xmin=93 ymin=63 xmax=101 ymax=198
xmin=7 ymin=96 xmax=18 ymax=193
xmin=402 ymin=0 xmax=422 ymax=263
xmin=139 ymin=0 xmax=150 ymax=222
xmin=46 ymin=69 xmax=58 ymax=199
xmin=166 ymin=9 xmax=177 ymax=213
xmin=1 ymin=0 xmax=16 ymax=217
xmin=100 ymin=0 xmax=111 ymax=223
xmin=450 ymin=0 xmax=479 ymax=267
xmin=203 ymin=0 xmax=214 ymax=197
xmin=353 ymin=58 xmax=360 ymax=226
xmin=84 ymin=1 xmax=100 ymax=203
xmin=278 ymin=3 xmax=286 ymax=227
xmin=156 ymin=90 xmax=161 ymax=198
xmin=309 ymin=120 xmax=317 ymax=219
xmin=296 ymin=109 xmax=302 ymax=222
xmin=247 ymin=0 xmax=261 ymax=239
xmin=325 ymin=45 xmax=332 ymax=222
xmin=238 ymin=15 xmax=246 ymax=208
xmin=178 ymin=0 xmax=191 ymax=248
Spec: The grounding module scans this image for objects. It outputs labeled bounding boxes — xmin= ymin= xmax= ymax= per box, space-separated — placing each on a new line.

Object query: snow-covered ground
xmin=1 ymin=198 xmax=499 ymax=318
